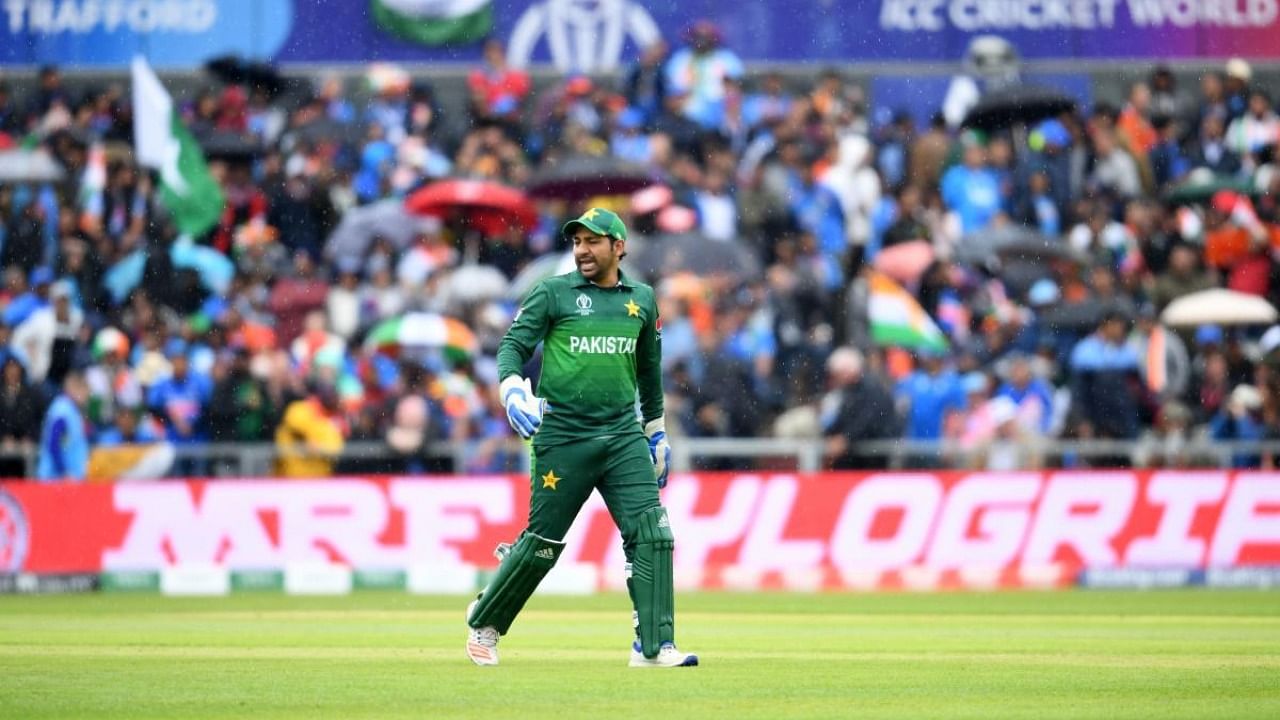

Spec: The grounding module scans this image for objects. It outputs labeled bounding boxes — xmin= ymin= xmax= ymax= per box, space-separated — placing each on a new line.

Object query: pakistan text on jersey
xmin=568 ymin=336 xmax=638 ymax=354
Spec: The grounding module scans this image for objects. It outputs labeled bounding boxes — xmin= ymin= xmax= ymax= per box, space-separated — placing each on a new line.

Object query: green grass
xmin=1 ymin=590 xmax=1278 ymax=719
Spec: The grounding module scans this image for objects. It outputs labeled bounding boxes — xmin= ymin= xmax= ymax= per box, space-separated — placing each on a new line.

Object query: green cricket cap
xmin=562 ymin=207 xmax=628 ymax=242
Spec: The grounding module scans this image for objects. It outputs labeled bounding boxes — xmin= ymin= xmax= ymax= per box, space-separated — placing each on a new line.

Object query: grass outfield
xmin=1 ymin=591 xmax=1278 ymax=719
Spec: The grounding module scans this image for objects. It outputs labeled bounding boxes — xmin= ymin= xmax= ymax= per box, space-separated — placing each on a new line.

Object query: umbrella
xmin=1161 ymin=289 xmax=1278 ymax=327
xmin=326 ymin=199 xmax=427 ymax=261
xmin=198 ymin=131 xmax=262 ymax=161
xmin=1163 ymin=172 xmax=1257 ymax=206
xmin=1039 ymin=299 xmax=1127 ymax=331
xmin=171 ymin=239 xmax=235 ymax=295
xmin=962 ymin=85 xmax=1077 ymax=131
xmin=0 ymin=149 xmax=65 ymax=183
xmin=405 ymin=179 xmax=537 ymax=236
xmin=508 ymin=251 xmax=576 ymax=300
xmin=205 ymin=55 xmax=285 ymax=97
xmin=527 ymin=154 xmax=654 ymax=200
xmin=104 ymin=249 xmax=147 ymax=304
xmin=364 ymin=312 xmax=479 ymax=362
xmin=873 ymin=241 xmax=934 ymax=287
xmin=288 ymin=118 xmax=366 ymax=147
xmin=956 ymin=226 xmax=1076 ymax=266
xmin=628 ymin=233 xmax=762 ymax=280
xmin=444 ymin=264 xmax=510 ymax=304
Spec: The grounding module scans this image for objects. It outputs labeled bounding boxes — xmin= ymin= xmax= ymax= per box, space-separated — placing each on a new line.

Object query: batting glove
xmin=500 ymin=376 xmax=549 ymax=440
xmin=645 ymin=416 xmax=671 ymax=488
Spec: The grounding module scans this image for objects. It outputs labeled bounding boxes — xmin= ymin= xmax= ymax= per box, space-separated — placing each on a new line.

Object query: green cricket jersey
xmin=497 ymin=269 xmax=663 ymax=447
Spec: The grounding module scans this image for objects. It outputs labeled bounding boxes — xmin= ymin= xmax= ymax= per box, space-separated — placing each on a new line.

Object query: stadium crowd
xmin=4 ymin=26 xmax=1280 ymax=479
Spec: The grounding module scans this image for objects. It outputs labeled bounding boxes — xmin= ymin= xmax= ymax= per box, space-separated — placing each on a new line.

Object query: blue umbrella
xmin=171 ymin=238 xmax=234 ymax=295
xmin=104 ymin=249 xmax=147 ymax=305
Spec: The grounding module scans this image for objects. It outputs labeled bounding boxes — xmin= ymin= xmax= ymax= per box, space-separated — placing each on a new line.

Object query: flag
xmin=372 ymin=0 xmax=493 ymax=46
xmin=78 ymin=140 xmax=106 ymax=232
xmin=131 ymin=56 xmax=224 ymax=237
xmin=867 ymin=271 xmax=949 ymax=352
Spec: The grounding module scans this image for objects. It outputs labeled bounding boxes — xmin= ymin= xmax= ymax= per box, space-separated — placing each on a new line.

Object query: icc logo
xmin=507 ymin=0 xmax=662 ymax=73
xmin=0 ymin=490 xmax=30 ymax=572
xmin=576 ymin=293 xmax=594 ymax=315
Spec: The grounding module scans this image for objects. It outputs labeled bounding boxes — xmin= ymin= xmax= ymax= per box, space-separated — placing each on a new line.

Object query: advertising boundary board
xmin=0 ymin=471 xmax=1277 ymax=592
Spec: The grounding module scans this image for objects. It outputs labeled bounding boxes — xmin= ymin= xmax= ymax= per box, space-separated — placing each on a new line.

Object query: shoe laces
xmin=471 ymin=626 xmax=499 ymax=647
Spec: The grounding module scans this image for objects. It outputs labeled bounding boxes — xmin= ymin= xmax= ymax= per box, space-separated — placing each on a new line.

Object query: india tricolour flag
xmin=131 ymin=56 xmax=224 ymax=237
xmin=867 ymin=271 xmax=949 ymax=352
xmin=372 ymin=0 xmax=493 ymax=46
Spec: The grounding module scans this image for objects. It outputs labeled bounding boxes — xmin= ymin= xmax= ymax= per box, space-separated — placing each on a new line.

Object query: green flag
xmin=372 ymin=0 xmax=493 ymax=46
xmin=131 ymin=56 xmax=224 ymax=237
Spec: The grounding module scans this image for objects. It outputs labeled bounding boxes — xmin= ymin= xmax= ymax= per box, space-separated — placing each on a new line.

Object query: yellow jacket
xmin=274 ymin=399 xmax=345 ymax=478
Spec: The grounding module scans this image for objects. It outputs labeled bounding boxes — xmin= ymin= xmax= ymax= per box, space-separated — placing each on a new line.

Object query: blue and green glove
xmin=644 ymin=417 xmax=671 ymax=488
xmin=500 ymin=376 xmax=549 ymax=440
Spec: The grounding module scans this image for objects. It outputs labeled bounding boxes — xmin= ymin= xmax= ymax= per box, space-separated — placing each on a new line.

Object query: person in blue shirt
xmin=941 ymin=133 xmax=1002 ymax=234
xmin=2 ymin=266 xmax=52 ymax=327
xmin=994 ymin=352 xmax=1055 ymax=434
xmin=1069 ymin=311 xmax=1144 ymax=440
xmin=664 ymin=21 xmax=744 ymax=130
xmin=146 ymin=339 xmax=212 ymax=445
xmin=895 ymin=348 xmax=967 ymax=449
xmin=36 ymin=370 xmax=89 ymax=482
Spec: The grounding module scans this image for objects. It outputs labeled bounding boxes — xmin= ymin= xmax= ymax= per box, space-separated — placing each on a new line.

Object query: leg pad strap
xmin=467 ymin=531 xmax=565 ymax=635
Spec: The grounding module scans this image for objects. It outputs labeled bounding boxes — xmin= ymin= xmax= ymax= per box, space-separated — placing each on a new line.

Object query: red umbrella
xmin=404 ymin=179 xmax=538 ymax=236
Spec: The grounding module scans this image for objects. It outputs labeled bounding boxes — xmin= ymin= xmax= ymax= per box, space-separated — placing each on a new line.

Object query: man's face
xmin=572 ymin=230 xmax=621 ymax=281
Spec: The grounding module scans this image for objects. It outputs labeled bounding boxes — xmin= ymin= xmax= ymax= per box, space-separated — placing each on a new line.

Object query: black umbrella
xmin=627 ymin=233 xmax=762 ymax=280
xmin=198 ymin=131 xmax=263 ymax=161
xmin=956 ymin=225 xmax=1077 ymax=266
xmin=205 ymin=55 xmax=285 ymax=97
xmin=1039 ymin=299 xmax=1127 ymax=331
xmin=527 ymin=154 xmax=654 ymax=200
xmin=288 ymin=118 xmax=366 ymax=147
xmin=963 ymin=85 xmax=1077 ymax=131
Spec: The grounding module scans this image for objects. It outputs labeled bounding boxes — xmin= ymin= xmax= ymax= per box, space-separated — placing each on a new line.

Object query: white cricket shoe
xmin=465 ymin=600 xmax=499 ymax=666
xmin=629 ymin=641 xmax=699 ymax=667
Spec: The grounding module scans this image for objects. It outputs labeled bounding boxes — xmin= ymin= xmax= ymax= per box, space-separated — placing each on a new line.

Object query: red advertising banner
xmin=1 ymin=472 xmax=1278 ymax=587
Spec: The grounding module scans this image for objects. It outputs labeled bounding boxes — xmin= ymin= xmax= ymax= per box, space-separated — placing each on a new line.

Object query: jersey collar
xmin=569 ymin=268 xmax=635 ymax=290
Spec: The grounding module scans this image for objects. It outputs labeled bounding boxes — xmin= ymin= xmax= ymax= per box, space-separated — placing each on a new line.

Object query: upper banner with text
xmin=2 ymin=0 xmax=1278 ymax=69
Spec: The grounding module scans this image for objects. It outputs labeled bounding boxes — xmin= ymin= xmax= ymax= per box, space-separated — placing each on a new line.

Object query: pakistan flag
xmin=372 ymin=0 xmax=494 ymax=46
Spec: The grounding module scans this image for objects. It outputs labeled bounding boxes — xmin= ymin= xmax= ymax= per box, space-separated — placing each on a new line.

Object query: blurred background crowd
xmin=4 ymin=24 xmax=1280 ymax=479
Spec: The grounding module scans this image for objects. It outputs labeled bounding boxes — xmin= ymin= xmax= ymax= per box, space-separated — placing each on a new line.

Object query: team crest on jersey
xmin=576 ymin=294 xmax=594 ymax=316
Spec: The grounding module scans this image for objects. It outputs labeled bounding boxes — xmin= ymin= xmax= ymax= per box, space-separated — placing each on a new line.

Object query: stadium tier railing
xmin=0 ymin=437 xmax=1276 ymax=478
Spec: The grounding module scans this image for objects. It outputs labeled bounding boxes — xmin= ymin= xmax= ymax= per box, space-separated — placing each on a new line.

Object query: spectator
xmin=941 ymin=132 xmax=1002 ymax=234
xmin=821 ymin=346 xmax=898 ymax=469
xmin=208 ymin=345 xmax=273 ymax=442
xmin=147 ymin=339 xmax=212 ymax=447
xmin=1225 ymin=89 xmax=1279 ymax=169
xmin=624 ymin=40 xmax=669 ymax=124
xmin=10 ymin=280 xmax=82 ymax=387
xmin=1069 ymin=311 xmax=1144 ymax=441
xmin=275 ymin=380 xmax=346 ymax=477
xmin=665 ymin=20 xmax=744 ymax=129
xmin=896 ymin=349 xmax=967 ymax=445
xmin=0 ymin=352 xmax=43 ymax=476
xmin=36 ymin=370 xmax=90 ymax=482
xmin=1210 ymin=384 xmax=1266 ymax=468
xmin=467 ymin=38 xmax=531 ymax=122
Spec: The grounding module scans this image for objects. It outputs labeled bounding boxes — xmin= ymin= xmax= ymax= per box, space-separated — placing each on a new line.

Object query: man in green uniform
xmin=464 ymin=208 xmax=697 ymax=668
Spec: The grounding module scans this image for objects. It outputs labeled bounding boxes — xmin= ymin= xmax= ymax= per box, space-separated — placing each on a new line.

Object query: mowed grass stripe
xmin=3 ymin=644 xmax=1279 ymax=670
xmin=0 ymin=591 xmax=1277 ymax=720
